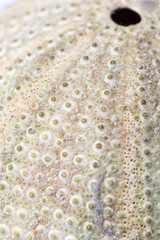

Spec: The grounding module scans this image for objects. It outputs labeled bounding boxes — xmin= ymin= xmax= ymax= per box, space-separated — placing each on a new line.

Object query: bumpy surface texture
xmin=0 ymin=0 xmax=160 ymax=239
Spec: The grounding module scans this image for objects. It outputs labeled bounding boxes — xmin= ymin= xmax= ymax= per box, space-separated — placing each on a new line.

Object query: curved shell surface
xmin=0 ymin=0 xmax=160 ymax=239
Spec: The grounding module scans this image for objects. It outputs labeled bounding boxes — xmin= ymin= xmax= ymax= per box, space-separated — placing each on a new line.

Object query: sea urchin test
xmin=0 ymin=0 xmax=159 ymax=239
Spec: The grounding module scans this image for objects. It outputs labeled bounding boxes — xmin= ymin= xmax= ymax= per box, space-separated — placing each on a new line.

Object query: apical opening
xmin=111 ymin=8 xmax=141 ymax=26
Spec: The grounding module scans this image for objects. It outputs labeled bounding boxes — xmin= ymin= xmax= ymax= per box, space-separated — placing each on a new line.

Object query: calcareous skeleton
xmin=0 ymin=0 xmax=159 ymax=239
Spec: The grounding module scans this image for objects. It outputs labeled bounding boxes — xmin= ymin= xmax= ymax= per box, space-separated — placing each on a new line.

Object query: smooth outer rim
xmin=0 ymin=0 xmax=20 ymax=10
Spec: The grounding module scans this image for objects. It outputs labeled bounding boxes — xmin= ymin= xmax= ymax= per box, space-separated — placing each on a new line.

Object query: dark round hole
xmin=111 ymin=8 xmax=141 ymax=26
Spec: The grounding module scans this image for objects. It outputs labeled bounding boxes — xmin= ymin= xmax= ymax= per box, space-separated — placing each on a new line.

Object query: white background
xmin=0 ymin=0 xmax=20 ymax=10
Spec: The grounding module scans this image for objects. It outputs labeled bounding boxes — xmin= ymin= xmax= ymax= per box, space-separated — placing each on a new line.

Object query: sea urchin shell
xmin=0 ymin=0 xmax=160 ymax=239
